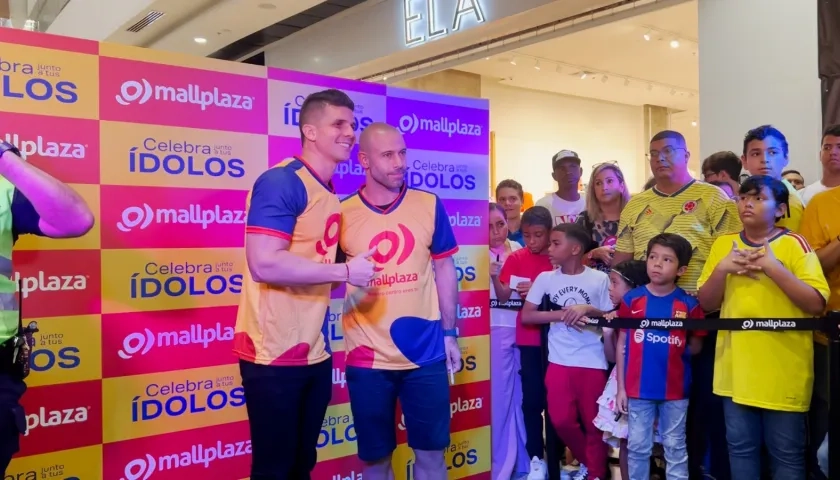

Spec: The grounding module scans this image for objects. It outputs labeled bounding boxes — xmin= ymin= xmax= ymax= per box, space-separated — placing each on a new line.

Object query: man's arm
xmin=433 ymin=256 xmax=459 ymax=330
xmin=800 ymin=201 xmax=840 ymax=273
xmin=1 ymin=148 xmax=93 ymax=238
xmin=245 ymin=168 xmax=345 ymax=287
xmin=613 ymin=199 xmax=636 ymax=265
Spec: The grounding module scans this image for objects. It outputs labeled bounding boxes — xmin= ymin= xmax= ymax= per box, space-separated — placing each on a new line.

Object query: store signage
xmin=403 ymin=0 xmax=486 ymax=47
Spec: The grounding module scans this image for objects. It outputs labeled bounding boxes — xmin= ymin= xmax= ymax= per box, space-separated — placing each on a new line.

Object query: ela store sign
xmin=404 ymin=0 xmax=486 ymax=47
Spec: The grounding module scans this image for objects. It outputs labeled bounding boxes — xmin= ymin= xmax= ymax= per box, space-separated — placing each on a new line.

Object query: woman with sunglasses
xmin=576 ymin=162 xmax=631 ymax=273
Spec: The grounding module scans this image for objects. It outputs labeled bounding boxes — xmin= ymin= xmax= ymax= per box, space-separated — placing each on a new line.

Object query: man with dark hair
xmin=702 ymin=151 xmax=742 ymax=196
xmin=800 ymin=123 xmax=840 ymax=204
xmin=234 ymin=88 xmax=376 ymax=479
xmin=782 ymin=170 xmax=806 ymax=190
xmin=740 ymin=125 xmax=803 ymax=231
xmin=536 ymin=150 xmax=586 ymax=226
xmin=614 ymin=130 xmax=741 ymax=480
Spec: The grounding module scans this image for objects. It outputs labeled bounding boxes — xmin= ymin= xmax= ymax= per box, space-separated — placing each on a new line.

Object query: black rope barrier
xmin=490 ymin=299 xmax=840 ymax=478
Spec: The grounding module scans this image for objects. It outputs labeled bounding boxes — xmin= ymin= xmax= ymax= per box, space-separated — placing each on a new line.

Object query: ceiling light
xmin=580 ymin=72 xmax=588 ymax=79
xmin=670 ymin=39 xmax=680 ymax=48
xmin=691 ymin=121 xmax=698 ymax=127
xmin=643 ymin=31 xmax=651 ymax=41
xmin=194 ymin=37 xmax=207 ymax=44
xmin=510 ymin=57 xmax=517 ymax=66
xmin=258 ymin=2 xmax=277 ymax=9
xmin=534 ymin=61 xmax=541 ymax=70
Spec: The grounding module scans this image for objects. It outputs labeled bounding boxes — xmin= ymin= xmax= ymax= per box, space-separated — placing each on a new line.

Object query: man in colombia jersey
xmin=233 ymin=89 xmax=375 ymax=480
xmin=338 ymin=123 xmax=461 ymax=480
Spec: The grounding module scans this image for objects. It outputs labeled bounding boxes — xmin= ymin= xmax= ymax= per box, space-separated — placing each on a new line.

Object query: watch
xmin=0 ymin=141 xmax=20 ymax=159
xmin=443 ymin=328 xmax=458 ymax=338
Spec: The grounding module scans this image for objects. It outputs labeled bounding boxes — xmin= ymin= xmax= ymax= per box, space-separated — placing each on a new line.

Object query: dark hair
xmin=495 ymin=179 xmax=524 ymax=200
xmin=642 ymin=177 xmax=657 ymax=190
xmin=646 ymin=233 xmax=693 ymax=268
xmin=738 ymin=175 xmax=789 ymax=222
xmin=299 ymin=89 xmax=355 ymax=144
xmin=551 ymin=223 xmax=592 ymax=253
xmin=781 ymin=169 xmax=802 ymax=178
xmin=702 ymin=151 xmax=741 ymax=181
xmin=823 ymin=123 xmax=840 ymax=142
xmin=650 ymin=130 xmax=686 ymax=146
xmin=489 ymin=202 xmax=505 ymax=218
xmin=743 ymin=125 xmax=788 ymax=156
xmin=611 ymin=260 xmax=650 ymax=289
xmin=521 ymin=206 xmax=552 ymax=231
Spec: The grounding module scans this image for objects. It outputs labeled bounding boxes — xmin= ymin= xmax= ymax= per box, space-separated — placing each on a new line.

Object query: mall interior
xmin=0 ymin=0 xmax=838 ymax=480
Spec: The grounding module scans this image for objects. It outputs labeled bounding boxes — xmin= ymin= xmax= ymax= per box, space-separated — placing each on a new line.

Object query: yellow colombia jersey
xmin=800 ymin=185 xmax=840 ymax=345
xmin=617 ymin=180 xmax=742 ymax=292
xmin=777 ymin=179 xmax=803 ymax=232
xmin=698 ymin=230 xmax=829 ymax=412
xmin=234 ymin=157 xmax=340 ymax=367
xmin=340 ymin=185 xmax=459 ymax=370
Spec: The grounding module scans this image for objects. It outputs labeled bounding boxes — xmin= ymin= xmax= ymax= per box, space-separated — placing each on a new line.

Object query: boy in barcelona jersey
xmin=337 ymin=123 xmax=461 ymax=480
xmin=614 ymin=233 xmax=705 ymax=480
xmin=522 ymin=223 xmax=615 ymax=480
xmin=698 ymin=175 xmax=829 ymax=479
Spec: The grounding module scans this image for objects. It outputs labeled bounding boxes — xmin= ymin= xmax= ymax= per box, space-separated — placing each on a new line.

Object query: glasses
xmin=646 ymin=146 xmax=686 ymax=160
xmin=592 ymin=160 xmax=619 ymax=170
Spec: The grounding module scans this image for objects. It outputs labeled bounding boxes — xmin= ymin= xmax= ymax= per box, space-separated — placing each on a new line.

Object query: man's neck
xmin=362 ymin=180 xmax=401 ymax=206
xmin=558 ymin=259 xmax=585 ymax=275
xmin=655 ymin=174 xmax=693 ymax=195
xmin=646 ymin=283 xmax=676 ymax=297
xmin=507 ymin=216 xmax=521 ymax=233
xmin=822 ymin=171 xmax=840 ymax=188
xmin=554 ymin=189 xmax=580 ymax=202
xmin=743 ymin=224 xmax=779 ymax=244
xmin=300 ymin=146 xmax=338 ymax=183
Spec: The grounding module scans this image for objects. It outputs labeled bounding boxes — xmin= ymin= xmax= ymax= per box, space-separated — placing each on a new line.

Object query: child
xmin=592 ymin=260 xmax=650 ymax=480
xmin=615 ymin=233 xmax=705 ymax=480
xmin=492 ymin=205 xmax=555 ymax=480
xmin=522 ymin=223 xmax=615 ymax=480
xmin=697 ymin=175 xmax=829 ymax=479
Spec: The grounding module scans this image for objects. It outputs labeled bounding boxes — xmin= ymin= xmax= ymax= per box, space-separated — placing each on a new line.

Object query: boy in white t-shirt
xmin=535 ymin=150 xmax=587 ymax=226
xmin=522 ymin=223 xmax=614 ymax=480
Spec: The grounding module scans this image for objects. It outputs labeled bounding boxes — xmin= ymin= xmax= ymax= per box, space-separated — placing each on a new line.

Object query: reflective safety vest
xmin=0 ymin=178 xmax=19 ymax=344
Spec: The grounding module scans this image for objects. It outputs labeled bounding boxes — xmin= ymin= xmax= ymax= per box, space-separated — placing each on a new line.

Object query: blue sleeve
xmin=430 ymin=195 xmax=458 ymax=258
xmin=11 ymin=189 xmax=43 ymax=242
xmin=246 ymin=167 xmax=307 ymax=240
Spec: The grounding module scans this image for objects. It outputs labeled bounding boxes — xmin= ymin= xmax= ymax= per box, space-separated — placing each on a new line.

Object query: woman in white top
xmin=489 ymin=202 xmax=528 ymax=479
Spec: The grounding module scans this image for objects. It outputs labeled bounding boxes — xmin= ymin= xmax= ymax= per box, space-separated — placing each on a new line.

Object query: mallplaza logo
xmin=741 ymin=319 xmax=797 ymax=330
xmin=117 ymin=204 xmax=245 ymax=232
xmin=115 ymin=79 xmax=254 ymax=111
xmin=2 ymin=133 xmax=86 ymax=160
xmin=398 ymin=113 xmax=482 ymax=137
xmin=121 ymin=439 xmax=252 ymax=480
xmin=12 ymin=270 xmax=87 ymax=299
xmin=118 ymin=323 xmax=234 ymax=359
xmin=638 ymin=319 xmax=684 ymax=328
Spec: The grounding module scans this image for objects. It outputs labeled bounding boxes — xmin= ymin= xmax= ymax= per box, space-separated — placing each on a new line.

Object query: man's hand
xmin=514 ymin=281 xmax=532 ymax=298
xmin=444 ymin=336 xmax=462 ymax=376
xmin=688 ymin=336 xmax=703 ymax=355
xmin=346 ymin=247 xmax=377 ymax=286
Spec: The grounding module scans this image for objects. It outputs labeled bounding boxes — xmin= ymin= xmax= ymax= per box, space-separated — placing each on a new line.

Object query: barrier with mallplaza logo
xmin=0 ymin=27 xmax=491 ymax=480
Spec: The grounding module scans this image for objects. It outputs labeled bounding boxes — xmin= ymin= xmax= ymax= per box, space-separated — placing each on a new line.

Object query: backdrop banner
xmin=0 ymin=28 xmax=490 ymax=480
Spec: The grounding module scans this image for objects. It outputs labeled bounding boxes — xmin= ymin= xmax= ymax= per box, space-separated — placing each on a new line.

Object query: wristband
xmin=344 ymin=263 xmax=350 ymax=281
xmin=443 ymin=328 xmax=458 ymax=338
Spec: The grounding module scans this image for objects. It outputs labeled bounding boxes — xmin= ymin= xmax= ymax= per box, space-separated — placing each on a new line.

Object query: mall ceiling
xmin=456 ymin=1 xmax=699 ymax=112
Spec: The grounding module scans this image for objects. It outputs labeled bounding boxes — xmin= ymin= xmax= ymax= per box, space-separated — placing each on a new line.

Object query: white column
xmin=698 ymin=0 xmax=822 ymax=182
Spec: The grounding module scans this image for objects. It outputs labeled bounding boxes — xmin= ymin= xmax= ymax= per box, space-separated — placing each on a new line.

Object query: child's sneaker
xmin=527 ymin=456 xmax=547 ymax=480
xmin=570 ymin=464 xmax=588 ymax=480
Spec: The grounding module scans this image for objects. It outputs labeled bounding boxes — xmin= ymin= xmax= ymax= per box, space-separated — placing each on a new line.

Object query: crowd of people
xmin=489 ymin=125 xmax=840 ymax=480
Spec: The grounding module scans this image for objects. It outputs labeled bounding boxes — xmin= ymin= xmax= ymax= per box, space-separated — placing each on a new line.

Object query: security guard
xmin=0 ymin=140 xmax=94 ymax=474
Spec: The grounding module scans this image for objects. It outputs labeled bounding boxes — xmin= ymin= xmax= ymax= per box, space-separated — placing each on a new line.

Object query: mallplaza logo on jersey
xmin=128 ymin=138 xmax=245 ymax=179
xmin=121 ymin=439 xmax=252 ymax=480
xmin=131 ymin=377 xmax=245 ymax=424
xmin=115 ymin=79 xmax=254 ymax=111
xmin=118 ymin=323 xmax=235 ymax=359
xmin=2 ymin=133 xmax=86 ymax=160
xmin=117 ymin=203 xmax=245 ymax=232
xmin=398 ymin=113 xmax=482 ymax=137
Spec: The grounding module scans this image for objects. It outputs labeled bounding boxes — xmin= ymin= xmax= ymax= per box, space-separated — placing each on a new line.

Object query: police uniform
xmin=0 ymin=140 xmax=50 ymax=473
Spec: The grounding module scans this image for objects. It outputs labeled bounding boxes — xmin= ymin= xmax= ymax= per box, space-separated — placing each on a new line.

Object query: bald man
xmin=337 ymin=122 xmax=462 ymax=480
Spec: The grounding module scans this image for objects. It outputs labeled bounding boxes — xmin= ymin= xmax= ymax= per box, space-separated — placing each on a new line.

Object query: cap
xmin=552 ymin=149 xmax=581 ymax=167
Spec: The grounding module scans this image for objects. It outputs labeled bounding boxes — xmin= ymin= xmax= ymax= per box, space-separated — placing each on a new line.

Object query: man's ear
xmin=301 ymin=123 xmax=317 ymax=143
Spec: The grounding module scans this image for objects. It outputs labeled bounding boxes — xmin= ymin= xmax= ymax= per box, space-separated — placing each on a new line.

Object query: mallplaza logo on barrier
xmin=121 ymin=439 xmax=252 ymax=480
xmin=115 ymin=79 xmax=254 ymax=111
xmin=638 ymin=319 xmax=684 ymax=329
xmin=118 ymin=323 xmax=235 ymax=359
xmin=117 ymin=204 xmax=245 ymax=232
xmin=741 ymin=319 xmax=797 ymax=330
xmin=131 ymin=377 xmax=245 ymax=423
xmin=129 ymin=262 xmax=242 ymax=300
xmin=0 ymin=57 xmax=78 ymax=103
xmin=2 ymin=133 xmax=86 ymax=160
xmin=398 ymin=113 xmax=482 ymax=137
xmin=129 ymin=138 xmax=245 ymax=178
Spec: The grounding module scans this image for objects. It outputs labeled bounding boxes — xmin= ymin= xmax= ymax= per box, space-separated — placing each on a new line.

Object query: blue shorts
xmin=346 ymin=360 xmax=451 ymax=462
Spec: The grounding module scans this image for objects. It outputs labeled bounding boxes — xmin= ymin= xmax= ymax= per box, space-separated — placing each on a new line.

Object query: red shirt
xmin=499 ymin=248 xmax=554 ymax=347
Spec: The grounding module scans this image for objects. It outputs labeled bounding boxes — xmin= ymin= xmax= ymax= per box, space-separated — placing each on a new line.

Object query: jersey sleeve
xmin=800 ymin=200 xmax=830 ymax=251
xmin=786 ymin=235 xmax=831 ymax=305
xmin=245 ymin=167 xmax=308 ymax=241
xmin=616 ymin=297 xmax=633 ymax=336
xmin=709 ymin=191 xmax=743 ymax=238
xmin=431 ymin=195 xmax=458 ymax=259
xmin=525 ymin=271 xmax=549 ymax=305
xmin=697 ymin=236 xmax=728 ymax=290
xmin=10 ymin=189 xmax=44 ymax=241
xmin=616 ymin=198 xmax=636 ymax=254
xmin=687 ymin=296 xmax=707 ymax=336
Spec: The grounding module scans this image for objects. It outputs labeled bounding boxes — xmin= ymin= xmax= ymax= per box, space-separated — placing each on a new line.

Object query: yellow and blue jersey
xmin=339 ymin=185 xmax=458 ymax=370
xmin=234 ymin=157 xmax=340 ymax=366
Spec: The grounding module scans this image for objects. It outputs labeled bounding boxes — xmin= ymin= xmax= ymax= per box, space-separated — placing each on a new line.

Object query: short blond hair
xmin=585 ymin=163 xmax=630 ymax=222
